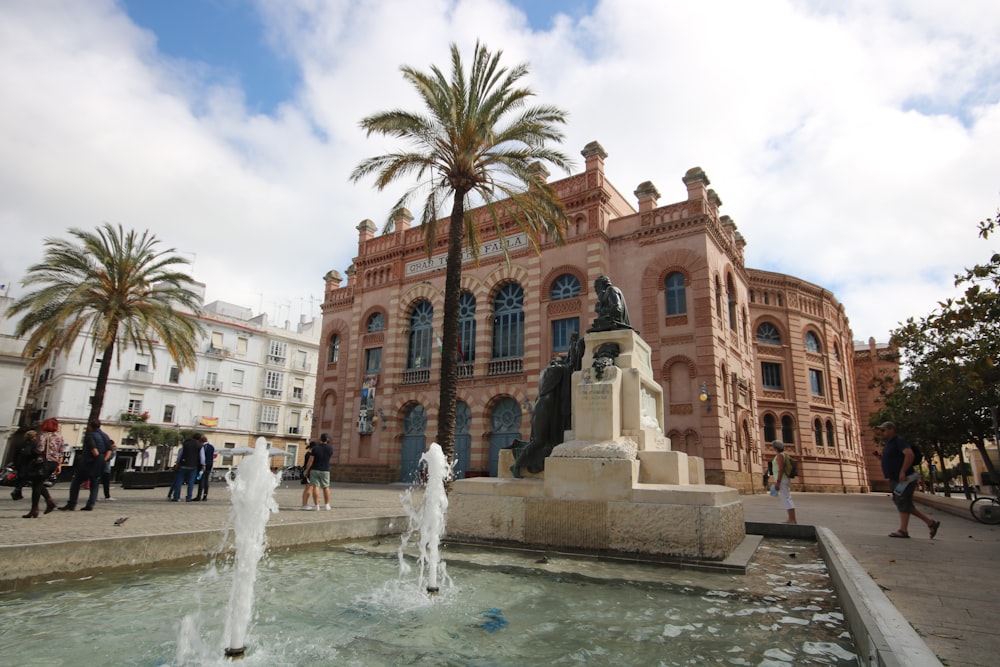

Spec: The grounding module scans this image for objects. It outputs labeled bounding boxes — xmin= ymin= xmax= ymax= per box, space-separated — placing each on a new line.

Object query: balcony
xmin=457 ymin=362 xmax=474 ymax=379
xmin=201 ymin=381 xmax=223 ymax=392
xmin=126 ymin=370 xmax=154 ymax=383
xmin=293 ymin=360 xmax=311 ymax=372
xmin=402 ymin=368 xmax=431 ymax=385
xmin=258 ymin=423 xmax=277 ymax=433
xmin=266 ymin=354 xmax=286 ymax=366
xmin=206 ymin=346 xmax=232 ymax=358
xmin=287 ymin=426 xmax=300 ymax=435
xmin=487 ymin=357 xmax=523 ymax=377
xmin=262 ymin=388 xmax=283 ymax=400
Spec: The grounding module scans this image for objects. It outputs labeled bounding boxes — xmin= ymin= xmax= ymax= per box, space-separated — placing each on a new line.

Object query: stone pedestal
xmin=448 ymin=329 xmax=744 ymax=561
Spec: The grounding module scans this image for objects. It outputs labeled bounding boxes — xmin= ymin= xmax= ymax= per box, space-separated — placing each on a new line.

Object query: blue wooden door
xmin=453 ymin=401 xmax=471 ymax=479
xmin=399 ymin=404 xmax=427 ymax=483
xmin=488 ymin=397 xmax=523 ymax=476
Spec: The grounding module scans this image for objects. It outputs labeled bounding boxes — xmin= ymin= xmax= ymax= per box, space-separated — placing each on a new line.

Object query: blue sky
xmin=2 ymin=0 xmax=1000 ymax=339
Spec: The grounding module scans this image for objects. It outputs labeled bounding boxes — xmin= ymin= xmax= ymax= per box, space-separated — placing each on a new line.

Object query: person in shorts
xmin=305 ymin=434 xmax=334 ymax=510
xmin=880 ymin=421 xmax=940 ymax=539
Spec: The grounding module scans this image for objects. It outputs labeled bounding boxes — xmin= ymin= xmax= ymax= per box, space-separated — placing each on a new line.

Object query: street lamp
xmin=699 ymin=382 xmax=712 ymax=413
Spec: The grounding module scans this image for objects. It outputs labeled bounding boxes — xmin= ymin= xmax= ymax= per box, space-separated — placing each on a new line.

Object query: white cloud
xmin=0 ymin=0 xmax=998 ymax=340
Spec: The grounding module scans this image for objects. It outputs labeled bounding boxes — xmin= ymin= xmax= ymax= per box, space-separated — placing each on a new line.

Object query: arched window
xmin=492 ymin=283 xmax=524 ymax=359
xmin=756 ymin=322 xmax=781 ymax=345
xmin=826 ymin=420 xmax=835 ymax=448
xmin=833 ymin=342 xmax=841 ymax=362
xmin=715 ymin=276 xmax=723 ymax=319
xmin=814 ymin=419 xmax=823 ymax=446
xmin=665 ymin=272 xmax=686 ymax=315
xmin=763 ymin=414 xmax=776 ymax=443
xmin=459 ymin=291 xmax=476 ymax=363
xmin=805 ymin=331 xmax=822 ymax=353
xmin=781 ymin=415 xmax=795 ymax=444
xmin=406 ymin=300 xmax=433 ymax=369
xmin=550 ymin=274 xmax=580 ymax=300
xmin=327 ymin=333 xmax=340 ymax=364
xmin=366 ymin=312 xmax=385 ymax=333
xmin=726 ymin=275 xmax=737 ymax=329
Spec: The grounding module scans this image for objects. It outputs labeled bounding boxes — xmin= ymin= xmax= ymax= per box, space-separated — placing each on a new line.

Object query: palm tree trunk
xmin=89 ymin=338 xmax=117 ymax=423
xmin=436 ymin=194 xmax=466 ymax=468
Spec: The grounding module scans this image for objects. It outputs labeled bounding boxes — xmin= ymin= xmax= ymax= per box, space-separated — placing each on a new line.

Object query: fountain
xmin=220 ymin=436 xmax=280 ymax=659
xmin=396 ymin=442 xmax=451 ymax=594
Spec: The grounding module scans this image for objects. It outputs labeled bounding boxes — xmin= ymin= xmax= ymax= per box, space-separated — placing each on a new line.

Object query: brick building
xmin=315 ymin=141 xmax=871 ymax=493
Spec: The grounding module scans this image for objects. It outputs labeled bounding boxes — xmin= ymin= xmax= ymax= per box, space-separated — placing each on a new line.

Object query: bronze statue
xmin=588 ymin=275 xmax=633 ymax=332
xmin=509 ymin=334 xmax=584 ymax=478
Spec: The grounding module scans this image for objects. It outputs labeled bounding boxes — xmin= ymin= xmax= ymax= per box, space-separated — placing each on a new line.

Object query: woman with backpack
xmin=771 ymin=440 xmax=797 ymax=525
xmin=22 ymin=418 xmax=65 ymax=518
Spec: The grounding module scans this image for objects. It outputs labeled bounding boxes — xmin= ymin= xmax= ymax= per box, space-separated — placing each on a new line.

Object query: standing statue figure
xmin=509 ymin=334 xmax=585 ymax=478
xmin=588 ymin=275 xmax=633 ymax=332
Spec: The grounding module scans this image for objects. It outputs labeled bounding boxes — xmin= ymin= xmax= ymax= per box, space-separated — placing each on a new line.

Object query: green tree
xmin=7 ymin=223 xmax=203 ymax=423
xmin=351 ymin=42 xmax=571 ymax=466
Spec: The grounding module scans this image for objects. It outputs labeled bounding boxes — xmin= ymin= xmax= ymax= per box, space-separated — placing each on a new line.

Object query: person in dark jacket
xmin=194 ymin=435 xmax=214 ymax=501
xmin=60 ymin=419 xmax=110 ymax=511
xmin=168 ymin=435 xmax=205 ymax=502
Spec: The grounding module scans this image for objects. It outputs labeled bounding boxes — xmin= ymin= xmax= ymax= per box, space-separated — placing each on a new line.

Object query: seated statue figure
xmin=588 ymin=275 xmax=633 ymax=332
xmin=509 ymin=335 xmax=584 ymax=478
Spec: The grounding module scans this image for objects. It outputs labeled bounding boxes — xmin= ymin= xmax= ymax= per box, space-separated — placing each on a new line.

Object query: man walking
xmin=60 ymin=419 xmax=110 ymax=511
xmin=880 ymin=421 xmax=940 ymax=539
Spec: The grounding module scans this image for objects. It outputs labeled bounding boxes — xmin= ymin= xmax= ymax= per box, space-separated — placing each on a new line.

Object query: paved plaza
xmin=2 ymin=483 xmax=997 ymax=667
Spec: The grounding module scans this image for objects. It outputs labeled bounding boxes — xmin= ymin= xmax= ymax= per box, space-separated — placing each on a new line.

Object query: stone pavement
xmin=2 ymin=483 xmax=997 ymax=667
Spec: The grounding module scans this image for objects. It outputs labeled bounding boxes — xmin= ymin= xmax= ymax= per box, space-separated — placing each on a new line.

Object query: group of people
xmin=168 ymin=433 xmax=215 ymax=502
xmin=300 ymin=433 xmax=334 ymax=510
xmin=9 ymin=417 xmax=116 ymax=517
xmin=764 ymin=421 xmax=941 ymax=539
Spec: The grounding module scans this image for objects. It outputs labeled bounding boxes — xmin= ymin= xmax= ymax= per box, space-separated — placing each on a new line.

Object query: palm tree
xmin=351 ymin=41 xmax=572 ymax=467
xmin=7 ymin=223 xmax=204 ymax=422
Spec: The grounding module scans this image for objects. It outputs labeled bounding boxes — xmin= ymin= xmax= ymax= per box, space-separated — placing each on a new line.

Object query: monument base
xmin=448 ymin=451 xmax=745 ymax=561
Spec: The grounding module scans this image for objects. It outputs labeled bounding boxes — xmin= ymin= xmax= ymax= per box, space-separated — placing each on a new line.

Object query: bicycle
xmin=969 ymin=483 xmax=1000 ymax=524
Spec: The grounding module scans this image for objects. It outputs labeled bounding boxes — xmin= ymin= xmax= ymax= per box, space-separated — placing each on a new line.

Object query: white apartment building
xmin=11 ymin=287 xmax=320 ymax=473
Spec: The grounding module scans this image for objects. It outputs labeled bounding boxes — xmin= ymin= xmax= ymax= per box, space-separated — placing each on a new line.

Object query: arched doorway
xmin=488 ymin=397 xmax=523 ymax=476
xmin=453 ymin=401 xmax=471 ymax=479
xmin=399 ymin=404 xmax=427 ymax=483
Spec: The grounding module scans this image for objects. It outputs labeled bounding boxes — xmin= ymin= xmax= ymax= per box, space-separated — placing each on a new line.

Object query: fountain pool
xmin=0 ymin=536 xmax=856 ymax=666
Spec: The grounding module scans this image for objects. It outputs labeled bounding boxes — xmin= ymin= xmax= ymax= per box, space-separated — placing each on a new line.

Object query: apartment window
xmin=407 ymin=300 xmax=433 ymax=369
xmin=837 ymin=378 xmax=844 ymax=401
xmin=231 ymin=369 xmax=244 ymax=388
xmin=809 ymin=369 xmax=824 ymax=396
xmin=292 ymin=379 xmax=304 ymax=400
xmin=163 ymin=404 xmax=175 ymax=422
xmin=550 ymin=274 xmax=580 ymax=300
xmin=459 ymin=292 xmax=476 ymax=363
xmin=492 ymin=282 xmax=524 ymax=359
xmin=260 ymin=405 xmax=279 ymax=425
xmin=127 ymin=398 xmax=143 ymax=413
xmin=763 ymin=414 xmax=776 ymax=442
xmin=761 ymin=362 xmax=782 ymax=390
xmin=211 ymin=331 xmax=224 ymax=349
xmin=206 ymin=371 xmax=219 ymax=387
xmin=826 ymin=420 xmax=835 ymax=447
xmin=805 ymin=331 xmax=822 ymax=353
xmin=756 ymin=322 xmax=781 ymax=345
xmin=814 ymin=419 xmax=823 ymax=446
xmin=201 ymin=400 xmax=215 ymax=418
xmin=169 ymin=366 xmax=180 ymax=383
xmin=268 ymin=340 xmax=287 ymax=362
xmin=265 ymin=370 xmax=284 ymax=398
xmin=328 ymin=333 xmax=340 ymax=363
xmin=365 ymin=347 xmax=382 ymax=374
xmin=134 ymin=355 xmax=150 ymax=372
xmin=367 ymin=312 xmax=385 ymax=333
xmin=665 ymin=272 xmax=686 ymax=315
xmin=781 ymin=415 xmax=795 ymax=443
xmin=228 ymin=403 xmax=241 ymax=423
xmin=236 ymin=337 xmax=248 ymax=357
xmin=552 ymin=317 xmax=579 ymax=353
